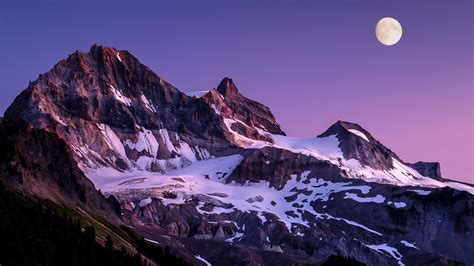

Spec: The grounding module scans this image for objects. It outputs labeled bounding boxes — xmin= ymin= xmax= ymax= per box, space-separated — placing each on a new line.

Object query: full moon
xmin=375 ymin=17 xmax=403 ymax=46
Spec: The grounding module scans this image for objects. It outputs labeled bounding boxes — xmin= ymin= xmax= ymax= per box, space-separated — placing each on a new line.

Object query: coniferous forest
xmin=0 ymin=182 xmax=188 ymax=266
xmin=0 ymin=182 xmax=143 ymax=266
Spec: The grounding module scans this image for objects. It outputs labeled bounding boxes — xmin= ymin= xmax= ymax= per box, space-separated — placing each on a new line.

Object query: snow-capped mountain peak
xmin=3 ymin=45 xmax=474 ymax=265
xmin=5 ymin=45 xmax=472 ymax=195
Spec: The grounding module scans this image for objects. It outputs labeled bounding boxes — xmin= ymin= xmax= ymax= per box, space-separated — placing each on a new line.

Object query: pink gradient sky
xmin=0 ymin=0 xmax=472 ymax=182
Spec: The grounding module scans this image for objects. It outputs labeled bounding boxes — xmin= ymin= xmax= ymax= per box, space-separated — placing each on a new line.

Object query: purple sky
xmin=0 ymin=0 xmax=472 ymax=183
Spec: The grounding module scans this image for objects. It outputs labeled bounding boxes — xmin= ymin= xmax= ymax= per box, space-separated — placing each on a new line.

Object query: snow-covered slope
xmin=220 ymin=117 xmax=474 ymax=194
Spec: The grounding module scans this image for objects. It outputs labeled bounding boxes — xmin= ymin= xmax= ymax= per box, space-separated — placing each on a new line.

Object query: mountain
xmin=3 ymin=45 xmax=474 ymax=265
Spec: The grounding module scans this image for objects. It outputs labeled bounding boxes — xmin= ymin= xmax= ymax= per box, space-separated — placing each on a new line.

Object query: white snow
xmin=109 ymin=85 xmax=132 ymax=106
xmin=393 ymin=202 xmax=407 ymax=208
xmin=88 ymin=155 xmax=383 ymax=237
xmin=210 ymin=104 xmax=221 ymax=115
xmin=85 ymin=116 xmax=474 ymax=245
xmin=344 ymin=192 xmax=385 ymax=203
xmin=116 ymin=52 xmax=122 ymax=62
xmin=140 ymin=94 xmax=156 ymax=113
xmin=159 ymin=128 xmax=177 ymax=153
xmin=400 ymin=240 xmax=419 ymax=250
xmin=364 ymin=243 xmax=404 ymax=266
xmin=328 ymin=214 xmax=382 ymax=236
xmin=443 ymin=181 xmax=474 ymax=194
xmin=125 ymin=126 xmax=159 ymax=157
xmin=224 ymin=118 xmax=343 ymax=161
xmin=135 ymin=156 xmax=154 ymax=170
xmin=176 ymin=141 xmax=198 ymax=163
xmin=220 ymin=119 xmax=474 ymax=194
xmin=52 ymin=114 xmax=67 ymax=126
xmin=195 ymin=255 xmax=212 ymax=266
xmin=144 ymin=238 xmax=159 ymax=245
xmin=97 ymin=123 xmax=128 ymax=161
xmin=224 ymin=118 xmax=266 ymax=147
xmin=225 ymin=232 xmax=244 ymax=243
xmin=208 ymin=220 xmax=238 ymax=228
xmin=408 ymin=189 xmax=431 ymax=196
xmin=139 ymin=197 xmax=152 ymax=207
xmin=348 ymin=129 xmax=370 ymax=142
xmin=93 ymin=123 xmax=212 ymax=172
xmin=194 ymin=146 xmax=212 ymax=160
xmin=337 ymin=157 xmax=474 ymax=194
xmin=186 ymin=90 xmax=209 ymax=98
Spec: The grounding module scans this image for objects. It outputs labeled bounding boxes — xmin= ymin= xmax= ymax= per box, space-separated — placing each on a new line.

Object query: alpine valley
xmin=1 ymin=45 xmax=473 ymax=266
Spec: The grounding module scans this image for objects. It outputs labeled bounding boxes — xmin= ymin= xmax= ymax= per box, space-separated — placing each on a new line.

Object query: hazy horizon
xmin=0 ymin=0 xmax=472 ymax=183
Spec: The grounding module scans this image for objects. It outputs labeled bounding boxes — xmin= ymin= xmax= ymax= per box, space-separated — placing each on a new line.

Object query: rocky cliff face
xmin=3 ymin=45 xmax=474 ymax=265
xmin=408 ymin=161 xmax=442 ymax=180
xmin=5 ymin=45 xmax=282 ymax=174
xmin=201 ymin=78 xmax=285 ymax=142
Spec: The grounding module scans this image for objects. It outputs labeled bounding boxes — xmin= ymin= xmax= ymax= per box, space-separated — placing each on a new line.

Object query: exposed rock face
xmin=0 ymin=118 xmax=120 ymax=223
xmin=408 ymin=161 xmax=442 ymax=180
xmin=210 ymin=78 xmax=284 ymax=135
xmin=4 ymin=46 xmax=226 ymax=172
xmin=5 ymin=46 xmax=286 ymax=174
xmin=3 ymin=45 xmax=474 ymax=265
xmin=195 ymin=78 xmax=285 ymax=145
xmin=227 ymin=147 xmax=345 ymax=189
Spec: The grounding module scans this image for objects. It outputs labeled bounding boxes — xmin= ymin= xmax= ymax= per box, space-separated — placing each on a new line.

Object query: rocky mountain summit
xmin=3 ymin=45 xmax=474 ymax=265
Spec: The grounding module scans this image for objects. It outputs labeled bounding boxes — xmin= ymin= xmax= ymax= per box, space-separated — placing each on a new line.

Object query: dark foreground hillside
xmin=0 ymin=182 xmax=143 ymax=266
xmin=0 ymin=182 xmax=191 ymax=266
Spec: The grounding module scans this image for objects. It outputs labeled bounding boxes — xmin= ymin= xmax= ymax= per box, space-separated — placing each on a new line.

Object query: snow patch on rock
xmin=140 ymin=94 xmax=156 ymax=113
xmin=400 ymin=240 xmax=419 ymax=250
xmin=408 ymin=189 xmax=431 ymax=196
xmin=125 ymin=126 xmax=159 ymax=157
xmin=364 ymin=243 xmax=404 ymax=266
xmin=195 ymin=255 xmax=212 ymax=266
xmin=139 ymin=197 xmax=152 ymax=207
xmin=348 ymin=129 xmax=370 ymax=142
xmin=109 ymin=85 xmax=132 ymax=106
xmin=97 ymin=123 xmax=128 ymax=160
xmin=344 ymin=192 xmax=385 ymax=203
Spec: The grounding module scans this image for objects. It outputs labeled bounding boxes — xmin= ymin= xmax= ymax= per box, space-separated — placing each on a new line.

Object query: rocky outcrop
xmin=213 ymin=78 xmax=284 ymax=136
xmin=408 ymin=161 xmax=442 ymax=180
xmin=227 ymin=146 xmax=346 ymax=189
xmin=198 ymin=78 xmax=285 ymax=144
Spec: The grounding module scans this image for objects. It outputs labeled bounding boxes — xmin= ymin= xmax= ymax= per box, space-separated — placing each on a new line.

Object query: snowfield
xmin=89 ymin=154 xmax=385 ymax=235
xmin=92 ymin=115 xmax=474 ymax=196
xmin=89 ymin=124 xmax=473 ymax=218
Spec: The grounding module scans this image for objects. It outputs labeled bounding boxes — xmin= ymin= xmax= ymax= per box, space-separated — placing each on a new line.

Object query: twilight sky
xmin=0 ymin=0 xmax=472 ymax=182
